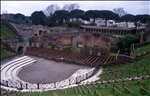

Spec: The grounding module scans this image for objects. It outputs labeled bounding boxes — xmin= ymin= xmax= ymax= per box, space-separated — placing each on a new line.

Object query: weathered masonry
xmin=81 ymin=25 xmax=137 ymax=35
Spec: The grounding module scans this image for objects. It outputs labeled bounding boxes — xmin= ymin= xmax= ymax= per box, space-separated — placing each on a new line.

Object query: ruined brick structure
xmin=30 ymin=35 xmax=48 ymax=48
xmin=52 ymin=36 xmax=71 ymax=46
xmin=50 ymin=33 xmax=111 ymax=55
xmin=30 ymin=27 xmax=112 ymax=55
xmin=82 ymin=33 xmax=111 ymax=56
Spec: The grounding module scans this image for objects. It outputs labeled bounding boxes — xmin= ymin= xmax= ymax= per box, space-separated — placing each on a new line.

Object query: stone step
xmin=1 ymin=56 xmax=30 ymax=71
xmin=6 ymin=59 xmax=35 ymax=80
xmin=11 ymin=60 xmax=36 ymax=83
xmin=1 ymin=58 xmax=33 ymax=79
xmin=1 ymin=56 xmax=36 ymax=84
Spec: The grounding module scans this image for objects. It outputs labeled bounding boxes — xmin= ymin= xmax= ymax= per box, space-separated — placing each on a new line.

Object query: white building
xmin=107 ymin=20 xmax=116 ymax=27
xmin=69 ymin=18 xmax=73 ymax=22
xmin=72 ymin=18 xmax=77 ymax=22
xmin=115 ymin=22 xmax=135 ymax=28
xmin=69 ymin=18 xmax=78 ymax=22
xmin=127 ymin=22 xmax=135 ymax=28
xmin=89 ymin=18 xmax=94 ymax=24
xmin=95 ymin=18 xmax=106 ymax=26
xmin=83 ymin=20 xmax=90 ymax=24
xmin=115 ymin=22 xmax=127 ymax=28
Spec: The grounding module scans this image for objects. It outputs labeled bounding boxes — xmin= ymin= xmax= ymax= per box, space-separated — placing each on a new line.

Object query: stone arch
xmin=17 ymin=46 xmax=24 ymax=54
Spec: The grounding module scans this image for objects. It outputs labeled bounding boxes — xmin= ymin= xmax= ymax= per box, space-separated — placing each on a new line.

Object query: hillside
xmin=1 ymin=25 xmax=18 ymax=40
xmin=0 ymin=38 xmax=16 ymax=61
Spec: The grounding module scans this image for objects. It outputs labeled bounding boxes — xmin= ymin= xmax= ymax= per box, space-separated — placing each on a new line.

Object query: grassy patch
xmin=23 ymin=39 xmax=29 ymax=43
xmin=0 ymin=49 xmax=14 ymax=59
xmin=110 ymin=52 xmax=117 ymax=56
xmin=1 ymin=25 xmax=18 ymax=40
xmin=47 ymin=45 xmax=52 ymax=48
xmin=100 ymin=54 xmax=150 ymax=81
xmin=73 ymin=47 xmax=81 ymax=53
xmin=134 ymin=44 xmax=150 ymax=57
xmin=112 ymin=35 xmax=125 ymax=38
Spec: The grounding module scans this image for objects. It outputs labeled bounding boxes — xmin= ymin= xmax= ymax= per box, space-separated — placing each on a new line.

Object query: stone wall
xmin=30 ymin=35 xmax=49 ymax=48
xmin=82 ymin=33 xmax=111 ymax=55
xmin=13 ymin=24 xmax=51 ymax=39
xmin=55 ymin=36 xmax=72 ymax=46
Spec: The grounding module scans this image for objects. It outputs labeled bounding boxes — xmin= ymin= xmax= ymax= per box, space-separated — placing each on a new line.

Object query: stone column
xmin=72 ymin=36 xmax=77 ymax=48
xmin=91 ymin=35 xmax=95 ymax=48
xmin=82 ymin=36 xmax=86 ymax=49
xmin=140 ymin=33 xmax=144 ymax=43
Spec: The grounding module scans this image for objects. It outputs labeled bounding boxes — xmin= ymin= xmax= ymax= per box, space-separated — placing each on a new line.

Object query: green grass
xmin=23 ymin=39 xmax=29 ymax=43
xmin=4 ymin=78 xmax=150 ymax=96
xmin=133 ymin=44 xmax=150 ymax=57
xmin=0 ymin=49 xmax=14 ymax=59
xmin=73 ymin=47 xmax=81 ymax=53
xmin=1 ymin=25 xmax=18 ymax=40
xmin=110 ymin=52 xmax=117 ymax=56
xmin=47 ymin=45 xmax=52 ymax=48
xmin=112 ymin=35 xmax=125 ymax=38
xmin=100 ymin=54 xmax=150 ymax=81
xmin=25 ymin=79 xmax=149 ymax=96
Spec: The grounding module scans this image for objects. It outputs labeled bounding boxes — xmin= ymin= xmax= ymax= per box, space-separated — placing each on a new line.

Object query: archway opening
xmin=18 ymin=46 xmax=24 ymax=54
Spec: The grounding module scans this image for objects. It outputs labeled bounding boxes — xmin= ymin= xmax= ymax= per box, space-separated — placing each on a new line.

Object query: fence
xmin=0 ymin=64 xmax=100 ymax=90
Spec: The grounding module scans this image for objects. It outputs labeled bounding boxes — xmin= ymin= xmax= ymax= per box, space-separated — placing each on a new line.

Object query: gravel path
xmin=18 ymin=55 xmax=90 ymax=84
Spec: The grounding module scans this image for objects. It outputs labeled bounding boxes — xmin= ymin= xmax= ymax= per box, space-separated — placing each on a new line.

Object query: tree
xmin=117 ymin=34 xmax=140 ymax=49
xmin=45 ymin=16 xmax=55 ymax=27
xmin=14 ymin=13 xmax=26 ymax=21
xmin=120 ymin=14 xmax=135 ymax=22
xmin=113 ymin=7 xmax=127 ymax=17
xmin=44 ymin=4 xmax=60 ymax=16
xmin=52 ymin=10 xmax=69 ymax=25
xmin=100 ymin=10 xmax=119 ymax=20
xmin=31 ymin=11 xmax=46 ymax=25
xmin=63 ymin=22 xmax=81 ymax=29
xmin=135 ymin=15 xmax=150 ymax=23
xmin=84 ymin=10 xmax=95 ymax=19
xmin=69 ymin=9 xmax=84 ymax=19
xmin=62 ymin=3 xmax=79 ymax=12
xmin=84 ymin=10 xmax=119 ymax=21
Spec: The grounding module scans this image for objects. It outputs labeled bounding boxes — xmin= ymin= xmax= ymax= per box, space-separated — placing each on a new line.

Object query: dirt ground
xmin=18 ymin=55 xmax=90 ymax=84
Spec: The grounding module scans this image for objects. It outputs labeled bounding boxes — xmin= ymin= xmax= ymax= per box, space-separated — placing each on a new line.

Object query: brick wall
xmin=54 ymin=37 xmax=72 ymax=46
xmin=83 ymin=34 xmax=111 ymax=55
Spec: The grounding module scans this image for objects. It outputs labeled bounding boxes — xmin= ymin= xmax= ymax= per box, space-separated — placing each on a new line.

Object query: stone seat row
xmin=1 ymin=56 xmax=36 ymax=84
xmin=26 ymin=47 xmax=116 ymax=66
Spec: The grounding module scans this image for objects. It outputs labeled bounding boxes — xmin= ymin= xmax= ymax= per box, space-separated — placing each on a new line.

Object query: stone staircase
xmin=1 ymin=56 xmax=36 ymax=84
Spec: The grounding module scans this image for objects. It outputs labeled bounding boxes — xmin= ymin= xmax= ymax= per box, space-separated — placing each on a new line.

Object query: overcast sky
xmin=1 ymin=1 xmax=150 ymax=16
